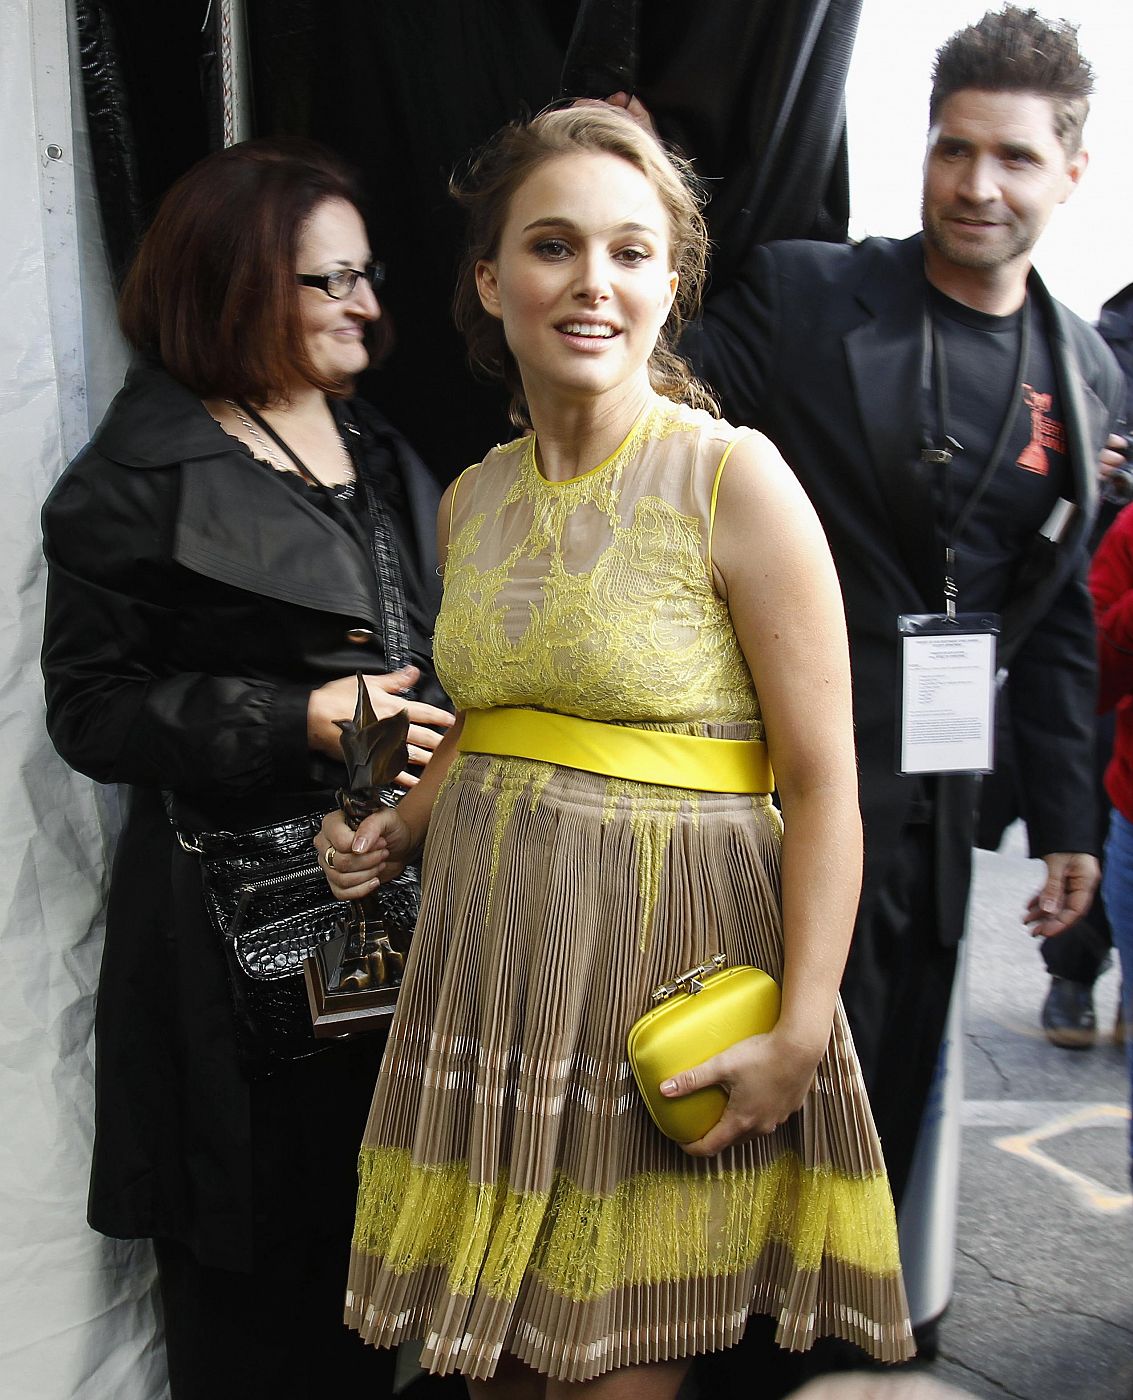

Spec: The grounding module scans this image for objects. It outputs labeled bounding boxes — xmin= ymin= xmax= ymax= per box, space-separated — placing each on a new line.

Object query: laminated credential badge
xmin=897 ymin=613 xmax=999 ymax=774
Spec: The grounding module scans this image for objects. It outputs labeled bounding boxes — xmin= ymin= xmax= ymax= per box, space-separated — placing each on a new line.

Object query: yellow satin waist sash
xmin=458 ymin=708 xmax=773 ymax=794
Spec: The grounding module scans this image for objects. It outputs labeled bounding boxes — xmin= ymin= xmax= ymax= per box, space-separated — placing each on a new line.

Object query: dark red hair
xmin=118 ymin=138 xmax=366 ymax=403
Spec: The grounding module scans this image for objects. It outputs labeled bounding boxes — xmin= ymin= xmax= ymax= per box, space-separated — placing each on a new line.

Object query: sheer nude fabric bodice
xmin=433 ymin=399 xmax=761 ymax=730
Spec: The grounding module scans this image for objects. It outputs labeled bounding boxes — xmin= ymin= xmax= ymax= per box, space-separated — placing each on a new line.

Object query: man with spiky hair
xmin=684 ymin=6 xmax=1123 ymax=1209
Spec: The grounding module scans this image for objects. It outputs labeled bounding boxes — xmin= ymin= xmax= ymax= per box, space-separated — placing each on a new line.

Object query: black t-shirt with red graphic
xmin=926 ymin=285 xmax=1068 ymax=610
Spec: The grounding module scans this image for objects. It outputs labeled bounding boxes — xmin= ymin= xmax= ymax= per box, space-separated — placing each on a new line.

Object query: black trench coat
xmin=42 ymin=362 xmax=443 ymax=1270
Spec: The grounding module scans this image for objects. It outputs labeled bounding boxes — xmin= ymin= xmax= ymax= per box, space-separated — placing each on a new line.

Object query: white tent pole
xmin=28 ymin=0 xmax=86 ymax=459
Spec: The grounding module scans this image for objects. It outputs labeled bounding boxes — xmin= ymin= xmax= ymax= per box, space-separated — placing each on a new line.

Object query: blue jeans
xmin=1100 ymin=808 xmax=1133 ymax=1181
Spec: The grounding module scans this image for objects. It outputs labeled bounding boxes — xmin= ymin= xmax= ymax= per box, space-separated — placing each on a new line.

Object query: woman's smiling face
xmin=295 ymin=197 xmax=380 ymax=390
xmin=475 ymin=150 xmax=678 ymax=411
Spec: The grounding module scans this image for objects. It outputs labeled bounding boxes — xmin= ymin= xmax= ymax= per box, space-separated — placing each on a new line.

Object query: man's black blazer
xmin=684 ymin=233 xmax=1122 ymax=944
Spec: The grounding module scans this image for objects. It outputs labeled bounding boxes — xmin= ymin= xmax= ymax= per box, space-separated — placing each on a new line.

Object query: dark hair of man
xmin=118 ymin=138 xmax=364 ymax=404
xmin=929 ymin=6 xmax=1093 ymax=154
xmin=451 ymin=105 xmax=717 ymax=431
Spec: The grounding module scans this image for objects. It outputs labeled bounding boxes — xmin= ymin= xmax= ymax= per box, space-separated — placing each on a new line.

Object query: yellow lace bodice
xmin=433 ymin=400 xmax=761 ymax=729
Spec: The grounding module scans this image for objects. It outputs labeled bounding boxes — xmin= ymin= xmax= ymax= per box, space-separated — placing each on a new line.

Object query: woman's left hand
xmin=314 ymin=805 xmax=414 ymax=894
xmin=660 ymin=1026 xmax=829 ymax=1157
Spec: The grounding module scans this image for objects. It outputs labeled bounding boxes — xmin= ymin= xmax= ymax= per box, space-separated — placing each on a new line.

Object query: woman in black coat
xmin=41 ymin=140 xmax=453 ymax=1399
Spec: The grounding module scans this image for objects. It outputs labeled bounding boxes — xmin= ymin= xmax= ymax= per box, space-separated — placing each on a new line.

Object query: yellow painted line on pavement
xmin=996 ymin=1104 xmax=1131 ymax=1212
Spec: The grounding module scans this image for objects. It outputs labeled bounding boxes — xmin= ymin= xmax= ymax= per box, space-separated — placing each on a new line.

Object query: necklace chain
xmin=224 ymin=399 xmax=355 ymax=497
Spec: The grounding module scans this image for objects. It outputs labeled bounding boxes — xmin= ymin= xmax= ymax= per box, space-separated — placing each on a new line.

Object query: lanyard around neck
xmin=919 ymin=297 xmax=1031 ymax=618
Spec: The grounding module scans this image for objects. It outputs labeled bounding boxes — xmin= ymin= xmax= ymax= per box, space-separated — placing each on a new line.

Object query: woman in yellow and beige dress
xmin=316 ymin=105 xmax=912 ymax=1397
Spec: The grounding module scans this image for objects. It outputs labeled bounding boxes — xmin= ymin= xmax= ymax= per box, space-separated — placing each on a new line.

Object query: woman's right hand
xmin=306 ymin=665 xmax=455 ymax=785
xmin=663 ymin=1024 xmax=829 ymax=1156
xmin=314 ymin=806 xmax=415 ymax=897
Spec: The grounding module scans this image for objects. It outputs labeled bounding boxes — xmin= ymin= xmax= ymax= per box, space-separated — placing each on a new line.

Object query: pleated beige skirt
xmin=345 ymin=752 xmax=913 ymax=1381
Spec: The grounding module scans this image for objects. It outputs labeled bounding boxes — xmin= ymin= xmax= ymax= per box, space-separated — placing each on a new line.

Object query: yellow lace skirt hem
xmin=353 ymin=1145 xmax=902 ymax=1304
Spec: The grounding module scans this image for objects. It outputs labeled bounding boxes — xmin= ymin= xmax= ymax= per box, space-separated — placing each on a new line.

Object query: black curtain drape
xmin=73 ymin=0 xmax=215 ymax=284
xmin=75 ymin=0 xmax=862 ymax=476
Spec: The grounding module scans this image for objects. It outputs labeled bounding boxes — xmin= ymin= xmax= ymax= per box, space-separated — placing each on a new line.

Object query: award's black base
xmin=303 ymin=932 xmax=399 ymax=1039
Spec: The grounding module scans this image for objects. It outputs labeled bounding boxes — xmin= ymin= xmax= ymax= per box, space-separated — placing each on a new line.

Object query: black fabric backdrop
xmin=75 ymin=0 xmax=862 ymax=477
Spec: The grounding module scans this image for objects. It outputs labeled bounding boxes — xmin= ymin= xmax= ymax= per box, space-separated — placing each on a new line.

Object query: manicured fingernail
xmin=352 ymin=835 xmax=370 ymax=853
xmin=660 ymin=1079 xmax=676 ymax=1095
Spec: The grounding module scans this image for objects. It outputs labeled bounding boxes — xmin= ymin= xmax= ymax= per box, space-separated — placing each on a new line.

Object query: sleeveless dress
xmin=345 ymin=399 xmax=913 ymax=1381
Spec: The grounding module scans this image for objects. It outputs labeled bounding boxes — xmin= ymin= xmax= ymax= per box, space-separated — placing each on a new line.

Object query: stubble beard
xmin=921 ymin=204 xmax=1035 ymax=274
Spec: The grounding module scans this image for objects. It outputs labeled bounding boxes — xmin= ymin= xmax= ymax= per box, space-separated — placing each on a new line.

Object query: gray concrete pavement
xmin=926 ymin=829 xmax=1132 ymax=1400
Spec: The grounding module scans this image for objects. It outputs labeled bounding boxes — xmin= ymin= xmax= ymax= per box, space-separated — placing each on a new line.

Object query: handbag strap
xmin=359 ymin=475 xmax=412 ymax=674
xmin=162 ymin=799 xmax=325 ymax=857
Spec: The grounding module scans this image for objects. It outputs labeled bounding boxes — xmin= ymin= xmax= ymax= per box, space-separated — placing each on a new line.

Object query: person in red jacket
xmin=1090 ymin=503 xmax=1133 ymax=1184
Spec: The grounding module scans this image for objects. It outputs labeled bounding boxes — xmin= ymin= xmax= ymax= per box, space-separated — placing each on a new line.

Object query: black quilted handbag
xmin=179 ymin=811 xmax=419 ymax=1072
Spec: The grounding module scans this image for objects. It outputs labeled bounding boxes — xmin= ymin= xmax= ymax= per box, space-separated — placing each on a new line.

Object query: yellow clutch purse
xmin=626 ymin=953 xmax=781 ymax=1144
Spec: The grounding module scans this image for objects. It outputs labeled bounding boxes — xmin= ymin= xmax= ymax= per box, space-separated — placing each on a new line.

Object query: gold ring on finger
xmin=324 ymin=844 xmax=337 ymax=870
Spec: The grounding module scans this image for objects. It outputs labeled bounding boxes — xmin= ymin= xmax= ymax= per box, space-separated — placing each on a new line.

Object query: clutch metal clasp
xmin=651 ymin=952 xmax=726 ymax=1003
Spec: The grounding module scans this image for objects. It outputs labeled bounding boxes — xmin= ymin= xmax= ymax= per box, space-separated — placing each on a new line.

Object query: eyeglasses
xmin=295 ymin=262 xmax=386 ymax=300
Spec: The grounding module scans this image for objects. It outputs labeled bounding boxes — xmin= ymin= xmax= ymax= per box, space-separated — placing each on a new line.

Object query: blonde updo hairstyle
xmin=452 ymin=105 xmax=717 ymax=429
